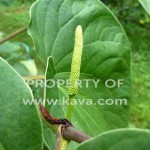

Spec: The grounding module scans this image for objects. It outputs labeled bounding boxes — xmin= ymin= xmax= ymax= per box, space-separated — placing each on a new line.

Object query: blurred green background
xmin=0 ymin=0 xmax=149 ymax=129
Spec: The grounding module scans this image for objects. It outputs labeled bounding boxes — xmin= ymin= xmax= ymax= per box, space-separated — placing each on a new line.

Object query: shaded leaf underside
xmin=0 ymin=57 xmax=42 ymax=150
xmin=77 ymin=128 xmax=150 ymax=150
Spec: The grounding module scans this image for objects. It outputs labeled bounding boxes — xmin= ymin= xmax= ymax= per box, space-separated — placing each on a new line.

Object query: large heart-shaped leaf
xmin=139 ymin=0 xmax=150 ymax=15
xmin=0 ymin=57 xmax=43 ymax=150
xmin=76 ymin=128 xmax=150 ymax=150
xmin=28 ymin=0 xmax=131 ymax=149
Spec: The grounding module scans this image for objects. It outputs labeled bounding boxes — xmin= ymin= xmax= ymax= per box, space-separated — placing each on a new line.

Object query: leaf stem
xmin=66 ymin=95 xmax=75 ymax=120
xmin=56 ymin=126 xmax=69 ymax=150
xmin=59 ymin=139 xmax=69 ymax=150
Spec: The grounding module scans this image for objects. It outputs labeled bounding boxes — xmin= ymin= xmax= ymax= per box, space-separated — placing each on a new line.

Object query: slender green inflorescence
xmin=66 ymin=25 xmax=83 ymax=121
xmin=68 ymin=25 xmax=83 ymax=96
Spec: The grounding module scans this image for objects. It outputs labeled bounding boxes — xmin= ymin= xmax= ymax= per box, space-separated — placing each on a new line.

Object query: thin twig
xmin=0 ymin=27 xmax=27 ymax=44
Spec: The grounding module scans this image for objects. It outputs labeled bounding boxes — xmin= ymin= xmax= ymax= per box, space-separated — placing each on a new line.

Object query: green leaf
xmin=29 ymin=0 xmax=131 ymax=148
xmin=139 ymin=0 xmax=150 ymax=15
xmin=76 ymin=128 xmax=150 ymax=150
xmin=0 ymin=57 xmax=43 ymax=150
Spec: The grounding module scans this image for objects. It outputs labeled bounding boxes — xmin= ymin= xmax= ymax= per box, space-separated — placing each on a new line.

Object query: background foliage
xmin=101 ymin=0 xmax=150 ymax=129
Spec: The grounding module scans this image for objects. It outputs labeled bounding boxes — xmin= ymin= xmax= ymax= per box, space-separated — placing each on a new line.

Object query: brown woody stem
xmin=39 ymin=105 xmax=92 ymax=149
xmin=62 ymin=126 xmax=92 ymax=143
